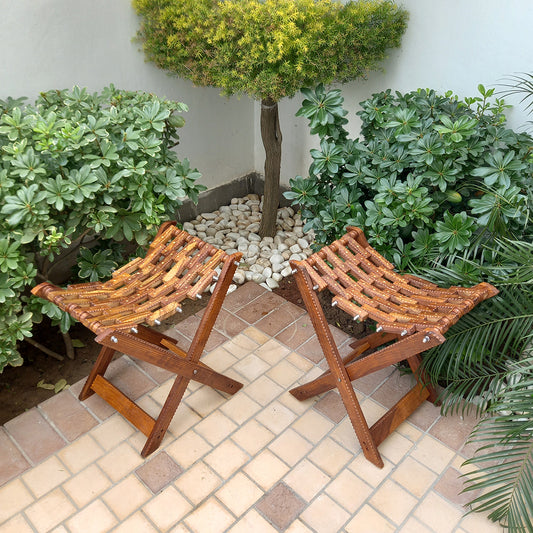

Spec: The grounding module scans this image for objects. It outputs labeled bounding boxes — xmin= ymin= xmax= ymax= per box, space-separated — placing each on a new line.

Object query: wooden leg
xmin=79 ymin=345 xmax=115 ymax=400
xmin=142 ymin=254 xmax=241 ymax=457
xmin=291 ymin=263 xmax=384 ymax=468
xmin=141 ymin=374 xmax=189 ymax=457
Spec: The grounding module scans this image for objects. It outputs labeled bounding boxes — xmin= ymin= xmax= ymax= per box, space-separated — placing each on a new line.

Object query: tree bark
xmin=259 ymin=98 xmax=282 ymax=238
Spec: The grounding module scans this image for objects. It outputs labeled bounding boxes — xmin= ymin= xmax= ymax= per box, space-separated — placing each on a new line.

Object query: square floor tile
xmin=434 ymin=466 xmax=479 ymax=507
xmin=67 ymin=499 xmax=117 ymax=533
xmin=113 ymin=512 xmax=159 ymax=533
xmin=0 ymin=514 xmax=34 ymax=533
xmin=233 ymin=353 xmax=271 ymax=382
xmin=414 ymin=492 xmax=463 ymax=533
xmin=275 ymin=314 xmax=316 ymax=351
xmin=136 ymin=451 xmax=183 ymax=493
xmin=216 ymin=472 xmax=264 ymax=516
xmin=143 ymin=485 xmax=192 ymax=530
xmin=411 ymin=434 xmax=455 ymax=473
xmin=268 ymin=429 xmax=313 ymax=467
xmin=325 ymin=469 xmax=373 ymax=513
xmin=102 ymin=474 xmax=152 ymax=519
xmin=291 ymin=409 xmax=334 ymax=444
xmin=165 ymin=430 xmax=212 ymax=469
xmin=313 ymin=391 xmax=346 ymax=424
xmin=5 ymin=408 xmax=65 ymax=464
xmin=254 ymin=339 xmax=291 ymax=366
xmin=39 ymin=391 xmax=98 ymax=442
xmin=174 ymin=461 xmax=222 ymax=505
xmin=204 ymin=438 xmax=249 ymax=478
xmin=254 ymin=301 xmax=306 ymax=337
xmin=96 ymin=441 xmax=143 ymax=481
xmin=63 ymin=464 xmax=111 ymax=508
xmin=255 ymin=401 xmax=297 ymax=435
xmin=185 ymin=497 xmax=235 ymax=533
xmin=308 ymin=438 xmax=352 ymax=477
xmin=256 ymin=482 xmax=306 ymax=530
xmin=58 ymin=434 xmax=105 ymax=474
xmin=228 ymin=509 xmax=278 ymax=533
xmin=244 ymin=450 xmax=290 ymax=491
xmin=0 ymin=479 xmax=35 ymax=524
xmin=26 ymin=487 xmax=76 ymax=532
xmin=345 ymin=504 xmax=395 ymax=533
xmin=267 ymin=360 xmax=305 ymax=389
xmin=300 ymin=493 xmax=350 ymax=533
xmin=391 ymin=456 xmax=438 ymax=499
xmin=21 ymin=455 xmax=70 ymax=499
xmin=283 ymin=459 xmax=331 ymax=502
xmin=0 ymin=428 xmax=30 ymax=486
xmin=194 ymin=411 xmax=237 ymax=446
xmin=369 ymin=479 xmax=418 ymax=525
xmin=232 ymin=419 xmax=275 ymax=455
xmin=223 ymin=281 xmax=267 ymax=313
xmin=235 ymin=292 xmax=287 ymax=324
xmin=429 ymin=408 xmax=478 ymax=454
xmin=90 ymin=414 xmax=136 ymax=451
xmin=220 ymin=392 xmax=262 ymax=425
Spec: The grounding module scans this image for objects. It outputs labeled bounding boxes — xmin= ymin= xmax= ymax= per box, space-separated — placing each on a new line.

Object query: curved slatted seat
xmin=32 ymin=222 xmax=243 ymax=457
xmin=289 ymin=226 xmax=498 ymax=468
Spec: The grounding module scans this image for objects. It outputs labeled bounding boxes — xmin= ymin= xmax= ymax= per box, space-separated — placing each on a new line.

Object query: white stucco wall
xmin=259 ymin=0 xmax=533 ymax=185
xmin=0 ymin=0 xmax=255 ymax=190
xmin=1 ymin=0 xmax=531 ymax=192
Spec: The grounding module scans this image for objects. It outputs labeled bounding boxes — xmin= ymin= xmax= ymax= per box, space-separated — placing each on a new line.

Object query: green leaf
xmin=37 ymin=380 xmax=55 ymax=390
xmin=71 ymin=339 xmax=85 ymax=348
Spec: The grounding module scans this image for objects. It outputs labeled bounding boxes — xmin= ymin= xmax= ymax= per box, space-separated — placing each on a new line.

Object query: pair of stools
xmin=32 ymin=223 xmax=497 ymax=468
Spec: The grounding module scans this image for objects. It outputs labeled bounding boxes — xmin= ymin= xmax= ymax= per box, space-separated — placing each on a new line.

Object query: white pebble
xmin=290 ymin=244 xmax=301 ymax=254
xmin=266 ymin=278 xmax=279 ymax=289
xmin=281 ymin=266 xmax=293 ymax=277
xmin=251 ymin=272 xmax=266 ymax=283
xmin=233 ymin=269 xmax=246 ymax=284
xmin=270 ymin=253 xmax=284 ymax=265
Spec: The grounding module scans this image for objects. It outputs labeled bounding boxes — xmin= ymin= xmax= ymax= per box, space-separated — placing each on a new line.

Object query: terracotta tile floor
xmin=0 ymin=283 xmax=503 ymax=532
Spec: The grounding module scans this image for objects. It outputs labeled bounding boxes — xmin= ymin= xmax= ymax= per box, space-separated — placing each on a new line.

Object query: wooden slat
xmin=91 ymin=375 xmax=155 ymax=437
xmin=370 ymin=382 xmax=429 ymax=447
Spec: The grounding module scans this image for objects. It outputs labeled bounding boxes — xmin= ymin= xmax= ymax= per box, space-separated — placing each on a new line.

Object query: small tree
xmin=133 ymin=0 xmax=408 ymax=236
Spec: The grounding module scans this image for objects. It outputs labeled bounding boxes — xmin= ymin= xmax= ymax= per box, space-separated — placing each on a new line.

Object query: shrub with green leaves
xmin=0 ymin=85 xmax=204 ymax=371
xmin=288 ymin=84 xmax=533 ymax=531
xmin=286 ymin=84 xmax=533 ymax=270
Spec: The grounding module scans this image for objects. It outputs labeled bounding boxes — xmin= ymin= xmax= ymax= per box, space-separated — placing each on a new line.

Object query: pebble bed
xmin=182 ymin=194 xmax=314 ymax=293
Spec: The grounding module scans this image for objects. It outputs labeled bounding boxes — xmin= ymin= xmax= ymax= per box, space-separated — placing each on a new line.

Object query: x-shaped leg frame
xmin=289 ymin=264 xmax=441 ymax=468
xmin=79 ymin=256 xmax=243 ymax=457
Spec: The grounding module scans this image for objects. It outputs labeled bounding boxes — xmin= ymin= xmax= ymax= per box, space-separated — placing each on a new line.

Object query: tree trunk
xmin=259 ymin=98 xmax=282 ymax=238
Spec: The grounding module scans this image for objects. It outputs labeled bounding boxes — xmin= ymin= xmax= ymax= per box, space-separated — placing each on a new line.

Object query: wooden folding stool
xmin=32 ymin=222 xmax=243 ymax=457
xmin=289 ymin=226 xmax=498 ymax=468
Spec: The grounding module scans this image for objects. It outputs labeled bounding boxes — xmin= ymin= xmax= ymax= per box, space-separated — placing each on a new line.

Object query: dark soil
xmin=0 ymin=298 xmax=207 ymax=425
xmin=272 ymin=274 xmax=367 ymax=339
xmin=0 ymin=277 xmax=363 ymax=425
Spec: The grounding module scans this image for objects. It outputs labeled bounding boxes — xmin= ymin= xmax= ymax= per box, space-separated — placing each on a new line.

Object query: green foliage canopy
xmin=133 ymin=0 xmax=409 ymax=101
xmin=287 ymin=84 xmax=533 ymax=269
xmin=0 ymin=86 xmax=204 ymax=371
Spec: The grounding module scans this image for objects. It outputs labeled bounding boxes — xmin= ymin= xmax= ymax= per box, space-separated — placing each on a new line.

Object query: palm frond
xmin=423 ymin=286 xmax=533 ymax=416
xmin=499 ymin=73 xmax=533 ymax=114
xmin=462 ymin=357 xmax=533 ymax=532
